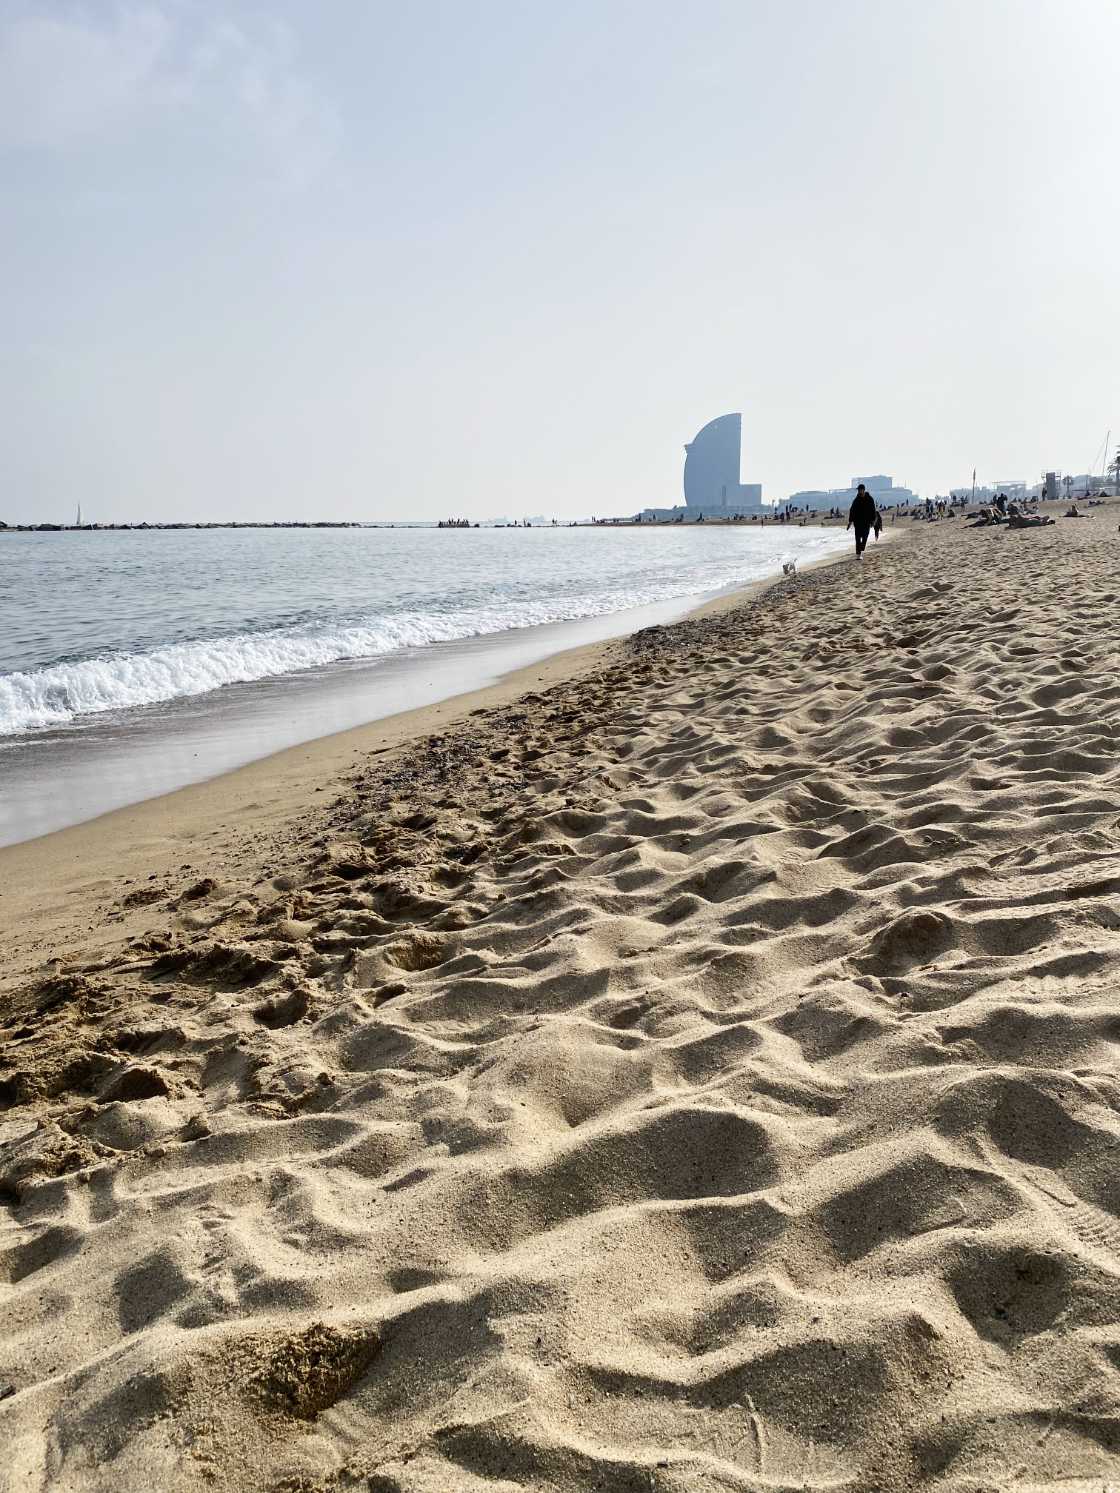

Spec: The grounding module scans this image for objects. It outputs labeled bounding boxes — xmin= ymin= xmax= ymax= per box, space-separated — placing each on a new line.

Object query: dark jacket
xmin=848 ymin=491 xmax=877 ymax=529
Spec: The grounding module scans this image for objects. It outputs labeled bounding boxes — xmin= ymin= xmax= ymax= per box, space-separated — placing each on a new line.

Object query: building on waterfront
xmin=682 ymin=413 xmax=764 ymax=513
xmin=1062 ymin=472 xmax=1112 ymax=496
xmin=949 ymin=473 xmax=1110 ymax=504
xmin=949 ymin=479 xmax=1029 ymax=503
xmin=640 ymin=412 xmax=767 ymax=522
xmin=787 ymin=474 xmax=917 ymax=510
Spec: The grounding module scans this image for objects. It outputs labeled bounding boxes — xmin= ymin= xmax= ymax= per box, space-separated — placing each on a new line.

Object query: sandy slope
xmin=2 ymin=508 xmax=1120 ymax=1491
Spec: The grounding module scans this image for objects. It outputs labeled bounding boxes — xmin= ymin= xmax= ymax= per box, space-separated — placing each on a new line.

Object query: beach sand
xmin=2 ymin=506 xmax=1120 ymax=1490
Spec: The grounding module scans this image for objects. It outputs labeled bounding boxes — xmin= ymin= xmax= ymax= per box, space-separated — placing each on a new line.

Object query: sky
xmin=2 ymin=0 xmax=1118 ymax=525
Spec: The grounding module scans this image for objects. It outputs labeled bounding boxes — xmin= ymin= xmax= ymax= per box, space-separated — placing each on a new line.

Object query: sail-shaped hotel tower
xmin=642 ymin=412 xmax=765 ymax=521
xmin=683 ymin=413 xmax=763 ymax=514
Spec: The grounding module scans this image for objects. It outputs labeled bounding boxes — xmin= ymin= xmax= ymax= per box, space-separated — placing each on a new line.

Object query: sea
xmin=0 ymin=524 xmax=849 ymax=845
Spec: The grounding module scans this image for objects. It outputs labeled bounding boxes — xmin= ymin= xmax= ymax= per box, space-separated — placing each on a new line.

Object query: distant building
xmin=785 ymin=491 xmax=832 ymax=507
xmin=1064 ymin=472 xmax=1110 ymax=496
xmin=788 ymin=474 xmax=916 ymax=509
xmin=949 ymin=479 xmax=1028 ymax=503
xmin=853 ymin=475 xmax=905 ymax=499
xmin=641 ymin=412 xmax=767 ymax=522
xmin=682 ymin=413 xmax=764 ymax=513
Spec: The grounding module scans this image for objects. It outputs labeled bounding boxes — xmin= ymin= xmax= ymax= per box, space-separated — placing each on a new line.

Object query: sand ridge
xmin=2 ymin=510 xmax=1120 ymax=1489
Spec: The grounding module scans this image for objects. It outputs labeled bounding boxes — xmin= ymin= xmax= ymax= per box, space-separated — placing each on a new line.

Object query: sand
xmin=2 ymin=506 xmax=1120 ymax=1490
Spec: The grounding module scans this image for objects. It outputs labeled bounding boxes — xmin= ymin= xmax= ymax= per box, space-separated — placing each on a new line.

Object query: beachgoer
xmin=847 ymin=483 xmax=878 ymax=558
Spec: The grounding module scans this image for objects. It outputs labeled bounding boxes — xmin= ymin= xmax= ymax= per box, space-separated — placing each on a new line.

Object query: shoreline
xmin=0 ymin=532 xmax=874 ymax=986
xmin=0 ymin=529 xmax=863 ymax=849
xmin=1 ymin=523 xmax=856 ymax=848
xmin=3 ymin=511 xmax=1120 ymax=1487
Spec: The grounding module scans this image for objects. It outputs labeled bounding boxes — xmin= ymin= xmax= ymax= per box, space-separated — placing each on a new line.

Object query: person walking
xmin=847 ymin=482 xmax=879 ymax=558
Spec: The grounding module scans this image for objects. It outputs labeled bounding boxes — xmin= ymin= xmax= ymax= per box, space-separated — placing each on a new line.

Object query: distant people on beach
xmin=1008 ymin=501 xmax=1054 ymax=529
xmin=847 ymin=483 xmax=880 ymax=558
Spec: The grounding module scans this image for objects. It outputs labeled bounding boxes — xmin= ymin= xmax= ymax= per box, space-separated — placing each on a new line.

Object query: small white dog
xmin=782 ymin=559 xmax=797 ymax=577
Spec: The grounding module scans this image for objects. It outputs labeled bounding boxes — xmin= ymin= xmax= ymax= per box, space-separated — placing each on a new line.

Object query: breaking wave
xmin=1 ymin=527 xmax=853 ymax=738
xmin=1 ymin=610 xmax=508 ymax=735
xmin=2 ymin=586 xmax=681 ymax=735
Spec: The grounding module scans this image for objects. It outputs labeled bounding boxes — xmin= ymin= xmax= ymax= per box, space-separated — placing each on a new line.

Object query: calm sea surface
xmin=0 ymin=524 xmax=849 ymax=842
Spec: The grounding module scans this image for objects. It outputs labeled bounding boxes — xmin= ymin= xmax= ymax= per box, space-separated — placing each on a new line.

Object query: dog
xmin=782 ymin=559 xmax=797 ymax=577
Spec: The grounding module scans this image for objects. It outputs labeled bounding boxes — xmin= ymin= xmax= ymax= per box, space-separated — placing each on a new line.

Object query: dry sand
xmin=2 ymin=507 xmax=1120 ymax=1490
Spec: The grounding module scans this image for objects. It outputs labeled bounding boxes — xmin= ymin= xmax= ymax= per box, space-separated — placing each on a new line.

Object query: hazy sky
xmin=3 ymin=0 xmax=1118 ymax=524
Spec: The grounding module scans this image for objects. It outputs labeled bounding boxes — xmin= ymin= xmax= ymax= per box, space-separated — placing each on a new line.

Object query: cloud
xmin=0 ymin=4 xmax=169 ymax=149
xmin=0 ymin=3 xmax=340 ymax=181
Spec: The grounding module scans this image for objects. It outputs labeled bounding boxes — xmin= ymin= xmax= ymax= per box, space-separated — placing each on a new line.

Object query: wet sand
xmin=3 ymin=508 xmax=1120 ymax=1490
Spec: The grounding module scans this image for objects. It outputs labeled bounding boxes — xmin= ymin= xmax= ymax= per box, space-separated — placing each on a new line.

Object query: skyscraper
xmin=683 ymin=413 xmax=764 ymax=513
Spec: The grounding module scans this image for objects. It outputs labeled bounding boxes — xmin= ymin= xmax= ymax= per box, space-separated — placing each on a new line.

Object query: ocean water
xmin=0 ymin=526 xmax=850 ymax=736
xmin=0 ymin=524 xmax=849 ymax=843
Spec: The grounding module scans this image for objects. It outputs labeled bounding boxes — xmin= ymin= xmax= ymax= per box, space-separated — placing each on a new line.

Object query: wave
xmin=0 ymin=532 xmax=851 ymax=737
xmin=0 ymin=612 xmax=487 ymax=736
xmin=0 ymin=585 xmax=699 ymax=736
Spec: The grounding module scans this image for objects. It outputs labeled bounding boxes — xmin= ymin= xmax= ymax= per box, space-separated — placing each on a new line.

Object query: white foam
xmin=0 ymin=530 xmax=850 ymax=737
xmin=0 ymin=612 xmax=475 ymax=736
xmin=0 ymin=593 xmax=679 ymax=736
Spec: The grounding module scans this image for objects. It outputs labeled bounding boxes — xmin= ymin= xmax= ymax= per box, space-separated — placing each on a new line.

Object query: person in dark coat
xmin=847 ymin=483 xmax=879 ymax=558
